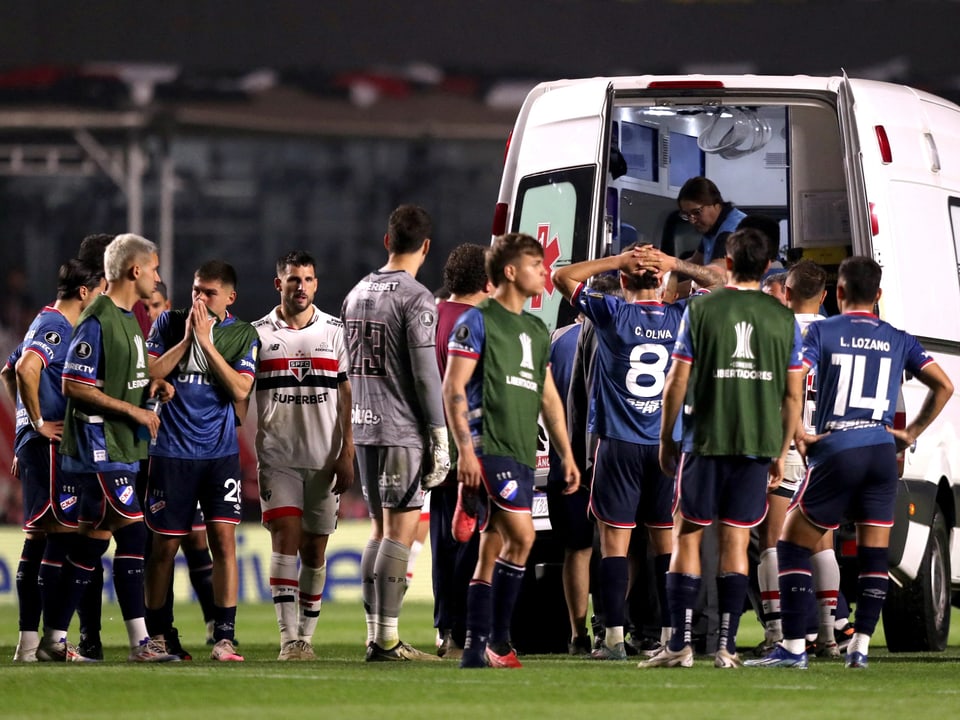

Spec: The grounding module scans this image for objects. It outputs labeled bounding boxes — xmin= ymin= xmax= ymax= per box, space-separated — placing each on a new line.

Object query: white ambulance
xmin=494 ymin=74 xmax=960 ymax=652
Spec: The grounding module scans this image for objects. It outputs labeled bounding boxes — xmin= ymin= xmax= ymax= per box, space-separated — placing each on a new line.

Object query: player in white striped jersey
xmin=253 ymin=250 xmax=355 ymax=661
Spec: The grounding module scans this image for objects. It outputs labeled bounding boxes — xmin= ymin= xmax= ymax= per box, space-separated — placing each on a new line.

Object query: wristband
xmin=30 ymin=417 xmax=44 ymax=431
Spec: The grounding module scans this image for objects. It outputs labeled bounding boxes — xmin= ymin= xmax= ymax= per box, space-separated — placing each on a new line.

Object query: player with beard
xmin=255 ymin=250 xmax=355 ymax=660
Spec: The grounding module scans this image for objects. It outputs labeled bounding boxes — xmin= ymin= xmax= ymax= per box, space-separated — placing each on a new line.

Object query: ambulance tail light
xmin=894 ymin=393 xmax=907 ymax=477
xmin=645 ymin=80 xmax=726 ymax=90
xmin=492 ymin=203 xmax=508 ymax=236
xmin=870 ymin=202 xmax=880 ymax=236
xmin=875 ymin=125 xmax=893 ymax=164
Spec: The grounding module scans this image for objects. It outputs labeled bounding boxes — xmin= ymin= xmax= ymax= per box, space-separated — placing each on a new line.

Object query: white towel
xmin=179 ymin=322 xmax=213 ymax=374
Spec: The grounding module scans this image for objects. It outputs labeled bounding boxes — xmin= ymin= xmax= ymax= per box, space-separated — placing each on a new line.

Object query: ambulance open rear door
xmin=498 ymin=79 xmax=613 ymax=333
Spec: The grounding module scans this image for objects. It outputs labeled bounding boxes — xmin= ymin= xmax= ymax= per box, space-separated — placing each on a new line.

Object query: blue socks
xmin=717 ymin=572 xmax=748 ymax=653
xmin=777 ymin=540 xmax=814 ymax=642
xmin=666 ymin=572 xmax=700 ymax=652
xmin=490 ymin=558 xmax=525 ymax=649
xmin=18 ymin=537 xmax=45 ymax=632
xmin=854 ymin=546 xmax=888 ymax=636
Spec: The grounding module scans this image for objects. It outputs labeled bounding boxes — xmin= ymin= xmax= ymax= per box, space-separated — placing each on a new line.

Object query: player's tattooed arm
xmin=636 ymin=247 xmax=723 ymax=292
xmin=449 ymin=393 xmax=472 ymax=446
xmin=670 ymin=256 xmax=725 ymax=290
xmin=442 ymin=355 xmax=482 ymax=488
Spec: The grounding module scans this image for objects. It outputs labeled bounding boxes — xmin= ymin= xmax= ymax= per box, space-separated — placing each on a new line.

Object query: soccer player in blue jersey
xmin=554 ymin=245 xmax=722 ymax=660
xmin=1 ymin=259 xmax=106 ymax=661
xmin=444 ymin=233 xmax=580 ymax=669
xmin=747 ymin=256 xmax=953 ymax=669
xmin=50 ymin=233 xmax=179 ymax=662
xmin=143 ymin=260 xmax=259 ymax=662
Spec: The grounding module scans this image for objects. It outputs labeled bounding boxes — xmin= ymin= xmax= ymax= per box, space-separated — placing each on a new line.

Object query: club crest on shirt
xmin=289 ymin=359 xmax=311 ymax=381
xmin=419 ymin=310 xmax=436 ymax=329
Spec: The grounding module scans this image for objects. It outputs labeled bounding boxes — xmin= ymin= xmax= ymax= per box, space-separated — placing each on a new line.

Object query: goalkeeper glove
xmin=422 ymin=426 xmax=451 ymax=490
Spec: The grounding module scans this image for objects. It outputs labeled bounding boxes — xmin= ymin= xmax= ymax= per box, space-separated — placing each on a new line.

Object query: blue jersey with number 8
xmin=574 ymin=285 xmax=685 ymax=445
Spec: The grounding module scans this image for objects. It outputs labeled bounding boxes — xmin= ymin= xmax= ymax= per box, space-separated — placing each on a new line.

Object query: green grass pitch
xmin=1 ymin=601 xmax=959 ymax=719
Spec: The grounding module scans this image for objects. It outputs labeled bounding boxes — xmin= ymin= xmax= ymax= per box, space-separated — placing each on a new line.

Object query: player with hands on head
xmin=552 ymin=243 xmax=719 ymax=661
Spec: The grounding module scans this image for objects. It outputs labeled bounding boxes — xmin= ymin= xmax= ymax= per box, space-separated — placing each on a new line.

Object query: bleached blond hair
xmin=104 ymin=233 xmax=157 ymax=282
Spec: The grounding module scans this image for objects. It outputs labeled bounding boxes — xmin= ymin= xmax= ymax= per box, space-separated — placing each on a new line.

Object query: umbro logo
xmin=732 ymin=321 xmax=755 ymax=360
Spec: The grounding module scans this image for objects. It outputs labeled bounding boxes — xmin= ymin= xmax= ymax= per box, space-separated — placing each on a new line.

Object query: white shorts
xmin=780 ymin=456 xmax=808 ymax=497
xmin=258 ymin=464 xmax=340 ymax=536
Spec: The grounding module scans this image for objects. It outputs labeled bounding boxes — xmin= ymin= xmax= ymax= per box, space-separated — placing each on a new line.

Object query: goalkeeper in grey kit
xmin=342 ymin=204 xmax=450 ymax=661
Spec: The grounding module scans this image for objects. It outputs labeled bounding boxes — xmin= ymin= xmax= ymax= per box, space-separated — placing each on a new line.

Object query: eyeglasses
xmin=679 ymin=206 xmax=707 ymax=222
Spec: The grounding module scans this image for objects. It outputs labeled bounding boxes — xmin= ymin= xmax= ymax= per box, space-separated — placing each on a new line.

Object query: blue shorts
xmin=17 ymin=437 xmax=79 ymax=530
xmin=677 ymin=454 xmax=769 ymax=528
xmin=546 ymin=484 xmax=593 ymax=550
xmin=590 ymin=438 xmax=675 ymax=529
xmin=476 ymin=455 xmax=535 ymax=532
xmin=145 ymin=455 xmax=242 ymax=535
xmin=791 ymin=444 xmax=898 ymax=530
xmin=76 ymin=468 xmax=143 ymax=526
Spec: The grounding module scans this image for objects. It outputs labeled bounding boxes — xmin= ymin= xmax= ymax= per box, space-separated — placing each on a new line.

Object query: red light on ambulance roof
xmin=875 ymin=125 xmax=893 ymax=164
xmin=869 ymin=202 xmax=879 ymax=236
xmin=645 ymin=80 xmax=726 ymax=89
xmin=492 ymin=202 xmax=508 ymax=236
